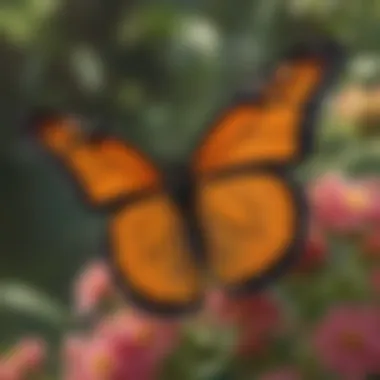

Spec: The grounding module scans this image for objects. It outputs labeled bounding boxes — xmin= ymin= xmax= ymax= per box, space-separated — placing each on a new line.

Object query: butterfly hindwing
xmin=196 ymin=167 xmax=306 ymax=293
xmin=193 ymin=38 xmax=346 ymax=293
xmin=31 ymin=114 xmax=203 ymax=316
xmin=108 ymin=193 xmax=203 ymax=315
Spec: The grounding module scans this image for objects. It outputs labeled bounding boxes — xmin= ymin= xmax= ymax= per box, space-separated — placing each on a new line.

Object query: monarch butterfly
xmin=28 ymin=38 xmax=345 ymax=317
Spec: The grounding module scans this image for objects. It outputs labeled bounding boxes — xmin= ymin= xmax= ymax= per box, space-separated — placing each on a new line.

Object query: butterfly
xmin=27 ymin=38 xmax=345 ymax=317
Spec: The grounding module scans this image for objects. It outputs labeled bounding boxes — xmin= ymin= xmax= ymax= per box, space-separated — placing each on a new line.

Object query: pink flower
xmin=63 ymin=335 xmax=123 ymax=380
xmin=62 ymin=334 xmax=157 ymax=380
xmin=309 ymin=173 xmax=373 ymax=233
xmin=258 ymin=367 xmax=302 ymax=380
xmin=4 ymin=337 xmax=46 ymax=376
xmin=313 ymin=305 xmax=380 ymax=378
xmin=0 ymin=337 xmax=46 ymax=380
xmin=81 ymin=337 xmax=119 ymax=380
xmin=100 ymin=310 xmax=180 ymax=361
xmin=73 ymin=260 xmax=115 ymax=315
xmin=293 ymin=223 xmax=327 ymax=272
xmin=0 ymin=364 xmax=20 ymax=380
xmin=62 ymin=336 xmax=88 ymax=380
xmin=62 ymin=310 xmax=180 ymax=380
xmin=13 ymin=337 xmax=46 ymax=371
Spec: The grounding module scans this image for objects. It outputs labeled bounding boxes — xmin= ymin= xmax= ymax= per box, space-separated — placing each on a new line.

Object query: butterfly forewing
xmin=36 ymin=117 xmax=159 ymax=208
xmin=194 ymin=41 xmax=345 ymax=173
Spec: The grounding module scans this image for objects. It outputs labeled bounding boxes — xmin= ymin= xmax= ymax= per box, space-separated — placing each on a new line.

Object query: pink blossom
xmin=308 ymin=173 xmax=373 ymax=233
xmin=62 ymin=310 xmax=180 ymax=380
xmin=96 ymin=310 xmax=180 ymax=362
xmin=62 ymin=336 xmax=88 ymax=380
xmin=62 ymin=333 xmax=157 ymax=380
xmin=313 ymin=305 xmax=380 ymax=378
xmin=258 ymin=367 xmax=302 ymax=380
xmin=2 ymin=337 xmax=46 ymax=378
xmin=0 ymin=364 xmax=20 ymax=380
xmin=11 ymin=337 xmax=46 ymax=371
xmin=73 ymin=260 xmax=115 ymax=315
xmin=80 ymin=337 xmax=119 ymax=380
xmin=63 ymin=335 xmax=126 ymax=380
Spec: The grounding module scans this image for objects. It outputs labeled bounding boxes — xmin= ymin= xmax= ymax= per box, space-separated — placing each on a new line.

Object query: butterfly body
xmin=27 ymin=38 xmax=346 ymax=317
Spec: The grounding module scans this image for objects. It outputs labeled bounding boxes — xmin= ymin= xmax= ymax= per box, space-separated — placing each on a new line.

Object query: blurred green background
xmin=1 ymin=0 xmax=380 ymax=351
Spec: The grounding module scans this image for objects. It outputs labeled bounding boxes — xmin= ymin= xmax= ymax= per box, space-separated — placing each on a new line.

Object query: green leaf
xmin=0 ymin=281 xmax=68 ymax=326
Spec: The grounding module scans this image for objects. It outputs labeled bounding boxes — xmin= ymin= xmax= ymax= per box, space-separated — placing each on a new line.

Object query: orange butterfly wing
xmin=193 ymin=40 xmax=345 ymax=292
xmin=32 ymin=114 xmax=202 ymax=315
xmin=196 ymin=171 xmax=302 ymax=290
xmin=35 ymin=116 xmax=159 ymax=209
